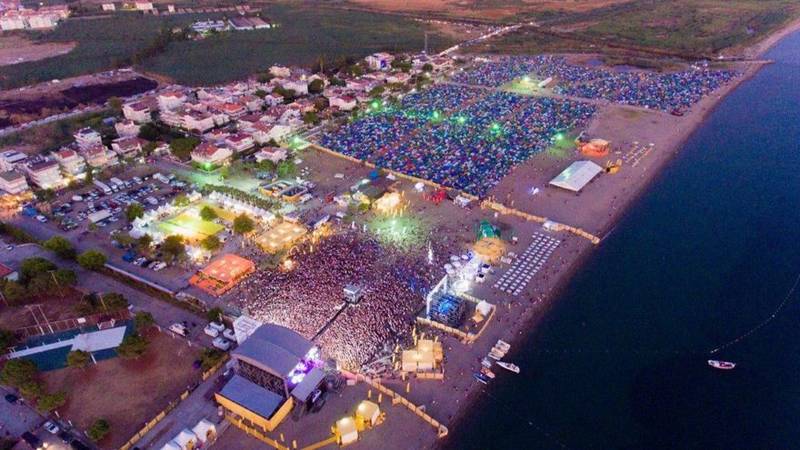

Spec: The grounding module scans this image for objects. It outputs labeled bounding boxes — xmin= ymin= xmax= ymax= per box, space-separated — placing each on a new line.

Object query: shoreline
xmin=426 ymin=18 xmax=800 ymax=450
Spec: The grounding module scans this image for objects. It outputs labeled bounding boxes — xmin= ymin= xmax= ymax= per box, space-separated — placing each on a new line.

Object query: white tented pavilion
xmin=549 ymin=160 xmax=603 ymax=192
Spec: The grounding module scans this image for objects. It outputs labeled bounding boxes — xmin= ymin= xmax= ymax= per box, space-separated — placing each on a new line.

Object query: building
xmin=184 ymin=110 xmax=217 ymax=133
xmin=0 ymin=15 xmax=26 ymax=31
xmin=191 ymin=142 xmax=233 ymax=170
xmin=229 ymin=16 xmax=254 ymax=30
xmin=122 ymin=100 xmax=152 ymax=123
xmin=269 ymin=66 xmax=291 ymax=78
xmin=80 ymin=144 xmax=116 ymax=168
xmin=254 ymin=147 xmax=287 ymax=164
xmin=328 ymin=95 xmax=357 ymax=112
xmin=110 ymin=137 xmax=143 ymax=159
xmin=0 ymin=263 xmax=18 ymax=282
xmin=549 ymin=160 xmax=604 ymax=192
xmin=157 ymin=91 xmax=188 ymax=111
xmin=225 ymin=133 xmax=255 ymax=153
xmin=74 ymin=128 xmax=102 ymax=150
xmin=365 ymin=52 xmax=394 ymax=71
xmin=0 ymin=150 xmax=28 ymax=172
xmin=102 ymin=3 xmax=116 ymax=11
xmin=24 ymin=160 xmax=63 ymax=189
xmin=115 ymin=119 xmax=141 ymax=138
xmin=189 ymin=254 xmax=254 ymax=296
xmin=52 ymin=149 xmax=86 ymax=177
xmin=134 ymin=1 xmax=153 ymax=10
xmin=27 ymin=14 xmax=57 ymax=29
xmin=281 ymin=79 xmax=308 ymax=96
xmin=251 ymin=123 xmax=291 ymax=145
xmin=215 ymin=324 xmax=324 ymax=434
xmin=0 ymin=170 xmax=28 ymax=195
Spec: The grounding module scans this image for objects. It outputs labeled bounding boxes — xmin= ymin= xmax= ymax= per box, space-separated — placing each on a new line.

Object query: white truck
xmin=109 ymin=177 xmax=125 ymax=190
xmin=93 ymin=180 xmax=112 ymax=195
xmin=88 ymin=209 xmax=112 ymax=224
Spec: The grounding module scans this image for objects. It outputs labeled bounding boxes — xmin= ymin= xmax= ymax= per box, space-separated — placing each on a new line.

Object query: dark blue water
xmin=444 ymin=31 xmax=800 ymax=450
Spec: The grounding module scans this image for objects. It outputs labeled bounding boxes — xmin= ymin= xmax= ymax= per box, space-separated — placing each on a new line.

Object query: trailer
xmin=93 ymin=180 xmax=112 ymax=195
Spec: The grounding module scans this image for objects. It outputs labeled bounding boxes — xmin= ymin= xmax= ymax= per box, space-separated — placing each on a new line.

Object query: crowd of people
xmin=451 ymin=55 xmax=735 ymax=112
xmin=231 ymin=231 xmax=436 ymax=370
xmin=321 ymin=85 xmax=595 ymax=196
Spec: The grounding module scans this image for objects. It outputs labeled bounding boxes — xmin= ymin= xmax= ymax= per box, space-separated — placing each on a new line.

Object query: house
xmin=24 ymin=160 xmax=63 ymax=189
xmin=0 ymin=170 xmax=29 ymax=195
xmin=191 ymin=142 xmax=232 ymax=167
xmin=27 ymin=14 xmax=58 ymax=29
xmin=240 ymin=95 xmax=264 ymax=112
xmin=0 ymin=150 xmax=28 ymax=172
xmin=115 ymin=119 xmax=141 ymax=138
xmin=102 ymin=3 xmax=116 ymax=11
xmin=249 ymin=16 xmax=271 ymax=29
xmin=281 ymin=79 xmax=308 ymax=96
xmin=157 ymin=91 xmax=188 ymax=111
xmin=0 ymin=263 xmax=18 ymax=282
xmin=251 ymin=123 xmax=291 ymax=145
xmin=80 ymin=144 xmax=116 ymax=168
xmin=365 ymin=52 xmax=394 ymax=71
xmin=111 ymin=137 xmax=143 ymax=159
xmin=52 ymin=149 xmax=86 ymax=176
xmin=74 ymin=128 xmax=102 ymax=150
xmin=269 ymin=66 xmax=291 ymax=78
xmin=328 ymin=95 xmax=357 ymax=112
xmin=236 ymin=113 xmax=265 ymax=131
xmin=216 ymin=102 xmax=247 ymax=119
xmin=122 ymin=100 xmax=152 ymax=123
xmin=134 ymin=1 xmax=154 ymax=10
xmin=204 ymin=128 xmax=231 ymax=143
xmin=229 ymin=16 xmax=254 ymax=30
xmin=225 ymin=133 xmax=255 ymax=153
xmin=264 ymin=93 xmax=283 ymax=107
xmin=386 ymin=72 xmax=412 ymax=84
xmin=255 ymin=147 xmax=287 ymax=164
xmin=289 ymin=98 xmax=316 ymax=113
xmin=0 ymin=15 xmax=27 ymax=31
xmin=183 ymin=111 xmax=217 ymax=133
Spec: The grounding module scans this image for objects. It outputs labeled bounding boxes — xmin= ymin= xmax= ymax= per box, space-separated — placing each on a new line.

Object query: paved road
xmin=0 ymin=386 xmax=42 ymax=439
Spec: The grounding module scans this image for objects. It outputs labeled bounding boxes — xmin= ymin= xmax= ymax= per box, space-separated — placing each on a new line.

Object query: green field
xmin=0 ymin=5 xmax=456 ymax=88
xmin=141 ymin=5 xmax=456 ymax=85
xmin=470 ymin=0 xmax=800 ymax=58
xmin=158 ymin=212 xmax=223 ymax=241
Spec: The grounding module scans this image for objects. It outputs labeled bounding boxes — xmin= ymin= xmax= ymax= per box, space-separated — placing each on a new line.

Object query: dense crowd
xmin=321 ymin=85 xmax=595 ymax=196
xmin=451 ymin=55 xmax=735 ymax=112
xmin=231 ymin=232 xmax=435 ymax=369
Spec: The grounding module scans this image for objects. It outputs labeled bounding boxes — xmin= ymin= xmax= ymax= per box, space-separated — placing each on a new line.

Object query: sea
xmin=443 ymin=30 xmax=800 ymax=450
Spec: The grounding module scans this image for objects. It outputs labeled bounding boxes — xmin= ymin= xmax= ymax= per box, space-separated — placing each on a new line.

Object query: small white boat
xmin=708 ymin=360 xmax=736 ymax=370
xmin=488 ymin=351 xmax=503 ymax=361
xmin=497 ymin=361 xmax=520 ymax=374
xmin=495 ymin=340 xmax=511 ymax=352
xmin=481 ymin=368 xmax=496 ymax=379
xmin=491 ymin=345 xmax=507 ymax=356
xmin=481 ymin=357 xmax=493 ymax=368
xmin=473 ymin=372 xmax=489 ymax=384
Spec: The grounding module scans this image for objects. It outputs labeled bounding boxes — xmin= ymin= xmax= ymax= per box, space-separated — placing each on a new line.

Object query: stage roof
xmin=549 ymin=160 xmax=603 ymax=192
xmin=291 ymin=366 xmax=325 ymax=401
xmin=199 ymin=254 xmax=255 ymax=283
xmin=219 ymin=375 xmax=283 ymax=419
xmin=233 ymin=324 xmax=313 ymax=378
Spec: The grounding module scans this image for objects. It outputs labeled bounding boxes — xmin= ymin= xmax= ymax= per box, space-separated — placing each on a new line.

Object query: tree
xmin=199 ymin=348 xmax=225 ymax=371
xmin=108 ymin=96 xmax=123 ymax=111
xmin=19 ymin=380 xmax=43 ymax=399
xmin=201 ymin=235 xmax=222 ymax=252
xmin=77 ymin=250 xmax=106 ymax=271
xmin=233 ymin=214 xmax=254 ymax=235
xmin=87 ymin=419 xmax=110 ymax=442
xmin=52 ymin=269 xmax=77 ymax=287
xmin=102 ymin=292 xmax=128 ymax=310
xmin=143 ymin=141 xmax=157 ymax=156
xmin=368 ymin=85 xmax=385 ymax=98
xmin=133 ymin=311 xmax=155 ymax=331
xmin=137 ymin=123 xmax=160 ymax=141
xmin=117 ymin=334 xmax=148 ymax=359
xmin=206 ymin=307 xmax=223 ymax=323
xmin=161 ymin=235 xmax=186 ymax=262
xmin=302 ymin=111 xmax=320 ymax=125
xmin=329 ymin=76 xmax=346 ymax=87
xmin=276 ymin=160 xmax=296 ymax=178
xmin=67 ymin=350 xmax=91 ymax=369
xmin=43 ymin=236 xmax=75 ymax=259
xmin=19 ymin=257 xmax=56 ymax=284
xmin=199 ymin=206 xmax=218 ymax=222
xmin=422 ymin=63 xmax=433 ymax=72
xmin=169 ymin=137 xmax=200 ymax=161
xmin=173 ymin=194 xmax=190 ymax=207
xmin=308 ymin=78 xmax=325 ymax=94
xmin=85 ymin=166 xmax=94 ymax=184
xmin=136 ymin=234 xmax=153 ymax=252
xmin=0 ymin=328 xmax=16 ymax=350
xmin=126 ymin=203 xmax=145 ymax=222
xmin=0 ymin=358 xmax=38 ymax=388
xmin=37 ymin=391 xmax=66 ymax=412
xmin=2 ymin=281 xmax=26 ymax=304
xmin=254 ymin=89 xmax=267 ymax=99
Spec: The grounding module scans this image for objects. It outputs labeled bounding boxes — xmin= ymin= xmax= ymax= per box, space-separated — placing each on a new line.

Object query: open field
xmin=465 ymin=0 xmax=800 ymax=57
xmin=141 ymin=5 xmax=458 ymax=85
xmin=158 ymin=211 xmax=224 ymax=242
xmin=42 ymin=330 xmax=200 ymax=449
xmin=0 ymin=6 xmax=457 ymax=89
xmin=0 ymin=35 xmax=75 ymax=67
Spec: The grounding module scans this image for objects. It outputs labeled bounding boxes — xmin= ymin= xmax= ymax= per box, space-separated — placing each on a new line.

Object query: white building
xmin=122 ymin=101 xmax=152 ymax=123
xmin=157 ymin=91 xmax=188 ymax=111
xmin=24 ymin=160 xmax=63 ymax=190
xmin=365 ymin=52 xmax=394 ymax=71
xmin=52 ymin=149 xmax=86 ymax=177
xmin=0 ymin=150 xmax=28 ymax=172
xmin=111 ymin=137 xmax=143 ymax=159
xmin=329 ymin=95 xmax=357 ymax=111
xmin=102 ymin=3 xmax=116 ymax=11
xmin=0 ymin=170 xmax=29 ymax=195
xmin=81 ymin=144 xmax=116 ymax=168
xmin=269 ymin=66 xmax=291 ymax=78
xmin=281 ymin=79 xmax=308 ymax=96
xmin=115 ymin=119 xmax=141 ymax=138
xmin=255 ymin=147 xmax=287 ymax=164
xmin=191 ymin=142 xmax=232 ymax=167
xmin=74 ymin=128 xmax=102 ymax=150
xmin=225 ymin=133 xmax=255 ymax=153
xmin=0 ymin=15 xmax=27 ymax=31
xmin=251 ymin=123 xmax=291 ymax=145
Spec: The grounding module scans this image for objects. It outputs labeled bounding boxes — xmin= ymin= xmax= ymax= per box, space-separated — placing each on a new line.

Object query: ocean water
xmin=443 ymin=31 xmax=800 ymax=450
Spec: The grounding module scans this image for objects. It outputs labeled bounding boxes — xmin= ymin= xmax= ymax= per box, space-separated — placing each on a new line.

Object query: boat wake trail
xmin=709 ymin=271 xmax=800 ymax=355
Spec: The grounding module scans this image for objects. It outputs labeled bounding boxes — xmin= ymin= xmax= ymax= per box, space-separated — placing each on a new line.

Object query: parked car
xmin=152 ymin=261 xmax=167 ymax=271
xmin=35 ymin=215 xmax=47 ymax=223
xmin=43 ymin=420 xmax=60 ymax=434
xmin=212 ymin=337 xmax=231 ymax=351
xmin=4 ymin=393 xmax=18 ymax=403
xmin=169 ymin=323 xmax=188 ymax=337
xmin=203 ymin=324 xmax=220 ymax=338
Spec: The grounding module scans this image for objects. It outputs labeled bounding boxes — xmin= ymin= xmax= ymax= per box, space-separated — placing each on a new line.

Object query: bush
xmin=169 ymin=137 xmax=200 ymax=161
xmin=161 ymin=235 xmax=185 ymax=262
xmin=232 ymin=214 xmax=254 ymax=235
xmin=19 ymin=257 xmax=56 ymax=284
xmin=117 ymin=334 xmax=148 ymax=359
xmin=77 ymin=250 xmax=106 ymax=271
xmin=43 ymin=236 xmax=76 ymax=259
xmin=66 ymin=350 xmax=91 ymax=369
xmin=199 ymin=348 xmax=225 ymax=371
xmin=0 ymin=328 xmax=16 ymax=350
xmin=199 ymin=206 xmax=218 ymax=221
xmin=0 ymin=358 xmax=38 ymax=388
xmin=201 ymin=235 xmax=221 ymax=252
xmin=87 ymin=419 xmax=110 ymax=442
xmin=2 ymin=281 xmax=27 ymax=304
xmin=206 ymin=307 xmax=223 ymax=323
xmin=37 ymin=391 xmax=66 ymax=412
xmin=126 ymin=203 xmax=145 ymax=222
xmin=19 ymin=380 xmax=43 ymax=399
xmin=134 ymin=311 xmax=155 ymax=331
